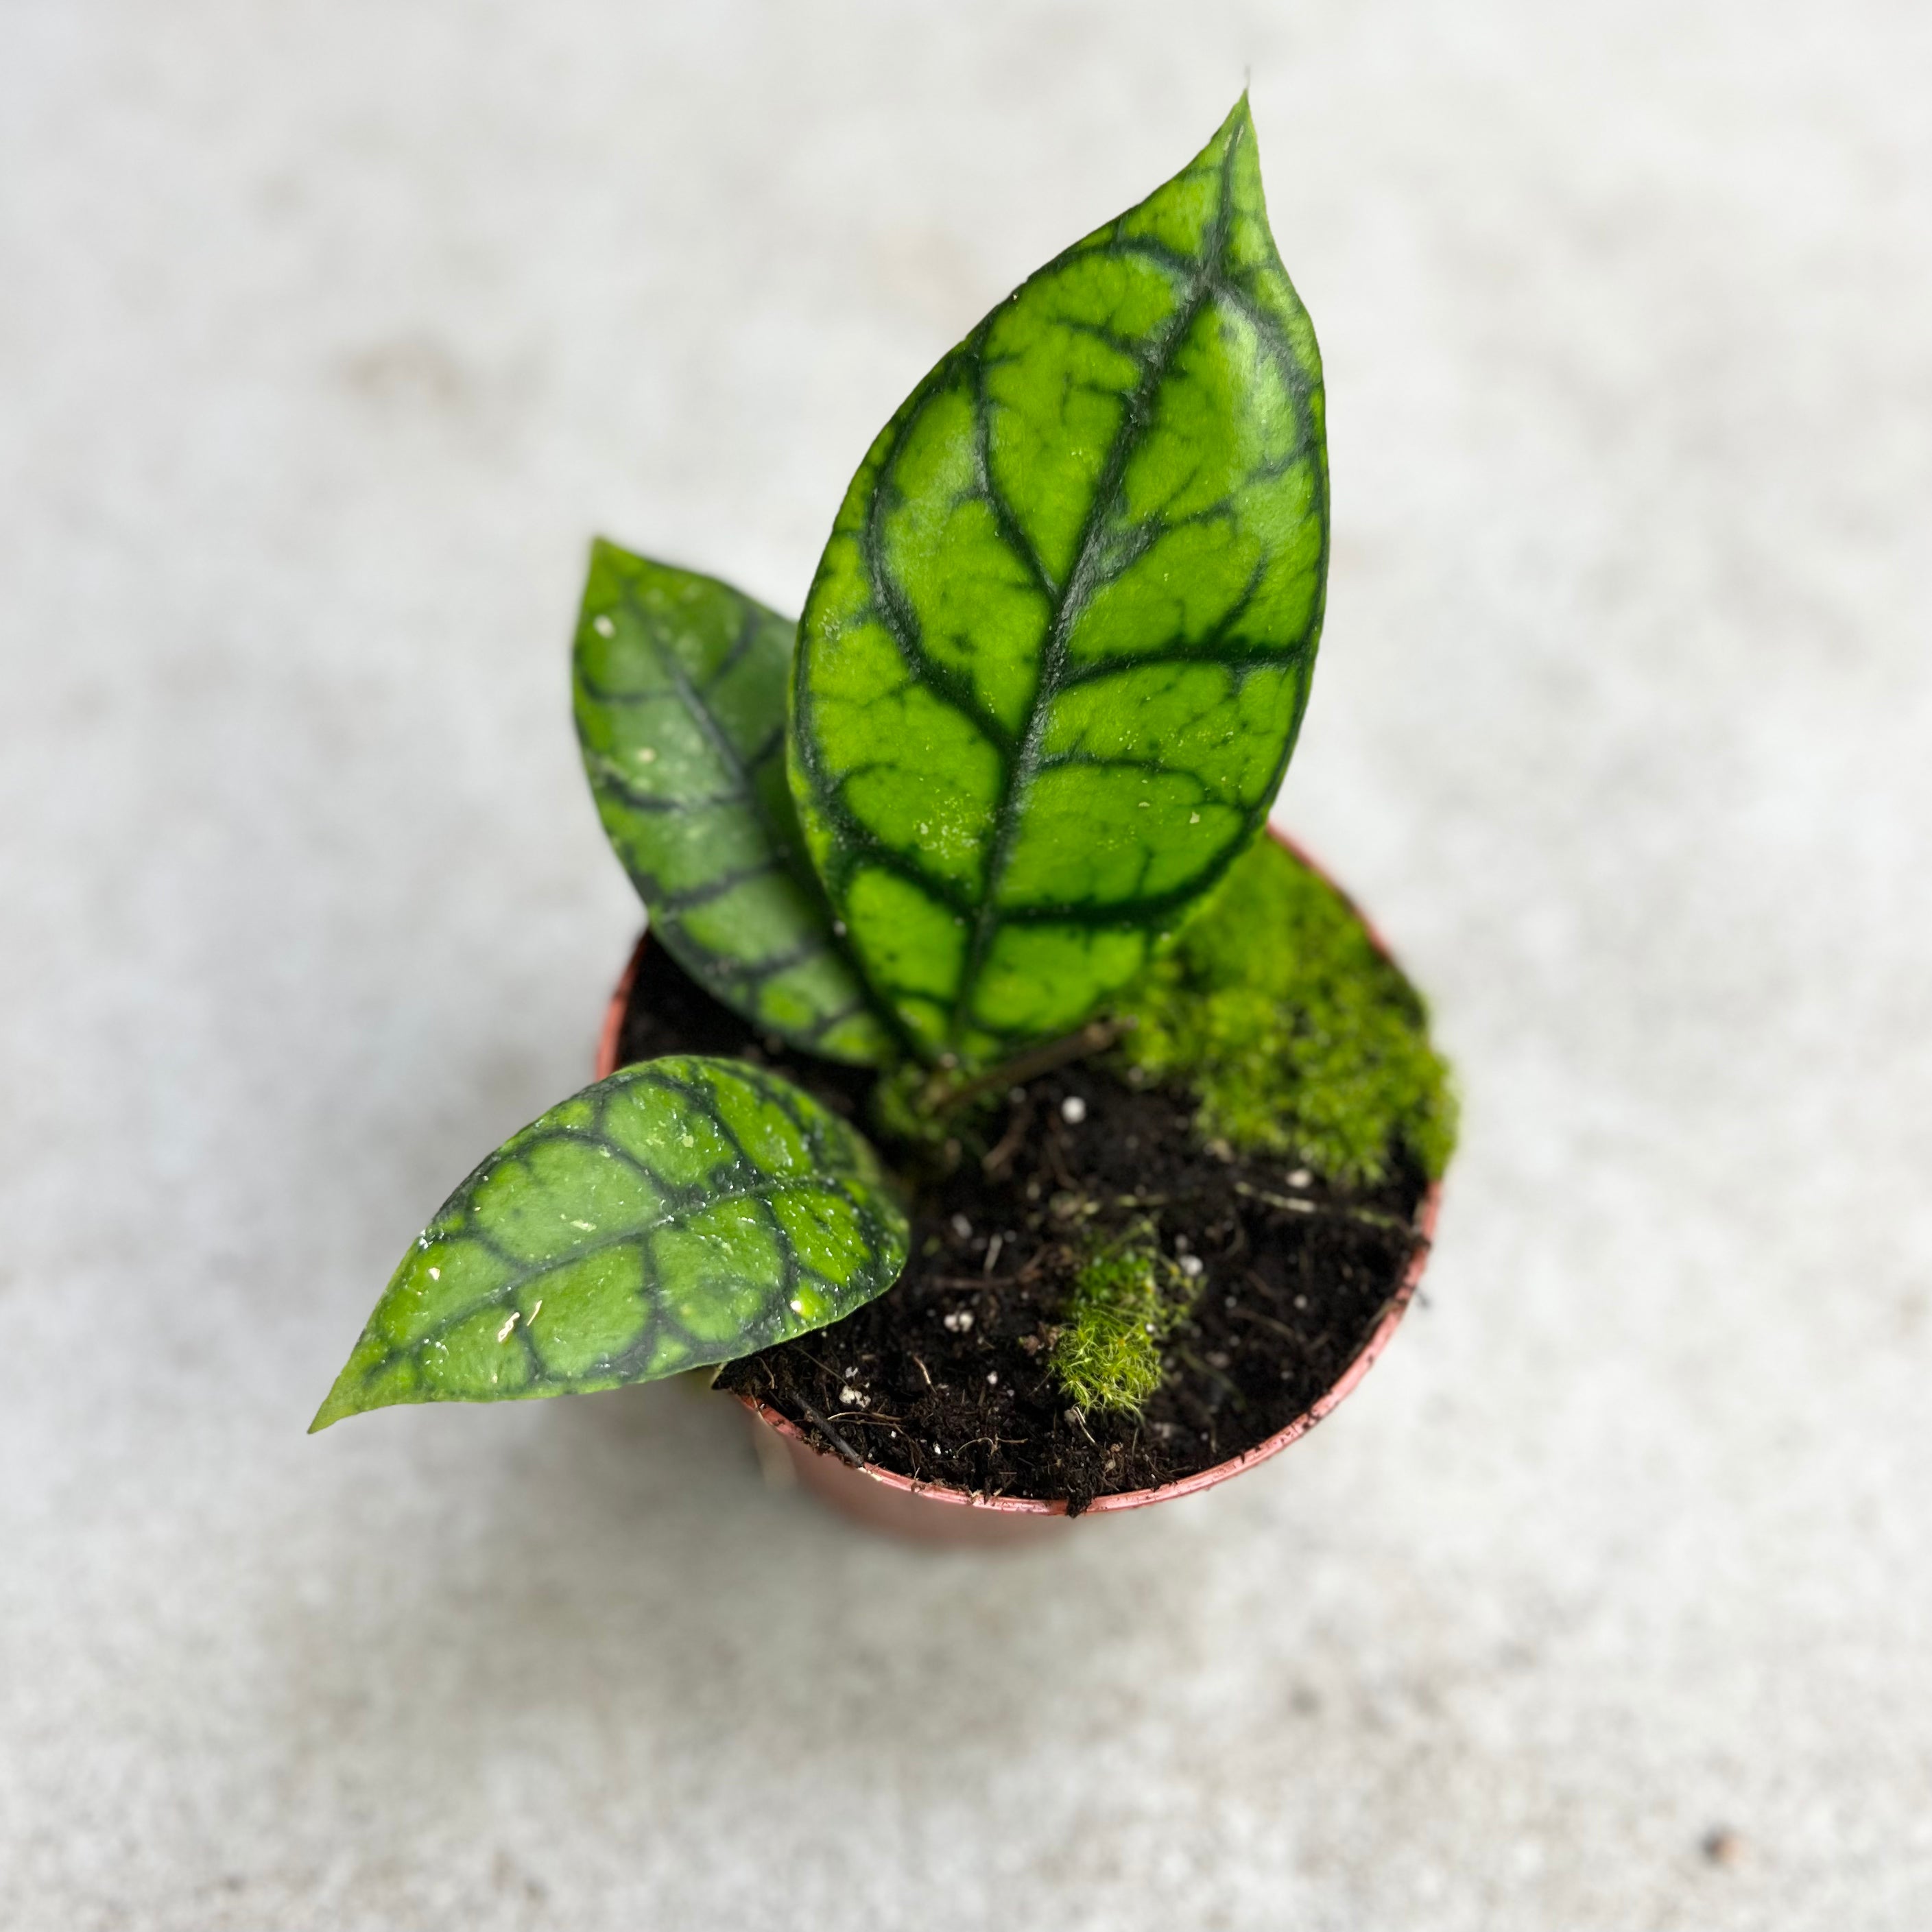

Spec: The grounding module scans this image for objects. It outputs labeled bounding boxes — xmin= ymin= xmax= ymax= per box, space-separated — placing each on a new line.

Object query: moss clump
xmin=1051 ymin=1224 xmax=1194 ymax=1416
xmin=1112 ymin=835 xmax=1457 ymax=1186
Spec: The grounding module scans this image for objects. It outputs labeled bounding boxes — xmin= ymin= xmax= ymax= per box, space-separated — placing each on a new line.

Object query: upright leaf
xmin=311 ymin=1056 xmax=908 ymax=1429
xmin=575 ymin=541 xmax=890 ymax=1064
xmin=789 ymin=99 xmax=1327 ymax=1066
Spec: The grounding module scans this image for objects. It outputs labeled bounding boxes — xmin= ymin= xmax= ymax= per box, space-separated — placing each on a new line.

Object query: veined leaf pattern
xmin=575 ymin=540 xmax=891 ymax=1064
xmin=310 ymin=1057 xmax=908 ymax=1429
xmin=790 ymin=99 xmax=1328 ymax=1066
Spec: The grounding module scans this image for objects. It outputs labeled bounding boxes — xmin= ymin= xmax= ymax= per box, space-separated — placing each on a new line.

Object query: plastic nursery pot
xmin=595 ymin=825 xmax=1443 ymax=1547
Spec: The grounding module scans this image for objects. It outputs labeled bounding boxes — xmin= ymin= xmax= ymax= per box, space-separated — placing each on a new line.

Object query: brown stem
xmin=918 ymin=1017 xmax=1130 ymax=1117
xmin=800 ymin=1402 xmax=864 ymax=1466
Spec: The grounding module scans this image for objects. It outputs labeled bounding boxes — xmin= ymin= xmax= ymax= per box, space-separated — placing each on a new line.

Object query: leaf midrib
xmin=612 ymin=584 xmax=905 ymax=1058
xmin=382 ymin=1168 xmax=869 ymax=1370
xmin=620 ymin=586 xmax=785 ymax=853
xmin=949 ymin=134 xmax=1245 ymax=1047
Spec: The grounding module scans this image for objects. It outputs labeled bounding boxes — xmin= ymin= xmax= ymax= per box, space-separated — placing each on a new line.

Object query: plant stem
xmin=917 ymin=1018 xmax=1129 ymax=1117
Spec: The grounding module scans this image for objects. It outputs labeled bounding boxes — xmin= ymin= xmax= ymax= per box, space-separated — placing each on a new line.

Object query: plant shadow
xmin=270 ymin=1374 xmax=1255 ymax=1828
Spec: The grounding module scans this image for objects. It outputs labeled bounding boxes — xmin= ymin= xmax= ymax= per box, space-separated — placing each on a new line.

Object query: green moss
xmin=1051 ymin=1224 xmax=1194 ymax=1416
xmin=1112 ymin=835 xmax=1458 ymax=1186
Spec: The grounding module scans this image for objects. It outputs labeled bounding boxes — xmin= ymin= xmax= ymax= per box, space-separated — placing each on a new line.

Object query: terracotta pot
xmin=596 ymin=826 xmax=1442 ymax=1545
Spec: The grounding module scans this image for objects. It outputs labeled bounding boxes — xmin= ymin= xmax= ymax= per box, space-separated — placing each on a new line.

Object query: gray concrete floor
xmin=4 ymin=3 xmax=1929 ymax=1926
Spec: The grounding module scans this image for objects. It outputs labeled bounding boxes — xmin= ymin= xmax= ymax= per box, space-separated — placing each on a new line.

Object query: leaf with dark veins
xmin=789 ymin=98 xmax=1328 ymax=1066
xmin=575 ymin=541 xmax=892 ymax=1064
xmin=311 ymin=1057 xmax=908 ymax=1429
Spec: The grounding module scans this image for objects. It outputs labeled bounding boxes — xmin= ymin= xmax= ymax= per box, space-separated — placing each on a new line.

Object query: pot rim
xmin=595 ymin=824 xmax=1442 ymax=1518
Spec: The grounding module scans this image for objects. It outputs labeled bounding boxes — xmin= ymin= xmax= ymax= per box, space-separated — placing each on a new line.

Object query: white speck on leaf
xmin=427 ymin=1266 xmax=440 ymax=1280
xmin=591 ymin=615 xmax=615 ymax=638
xmin=636 ymin=746 xmax=657 ymax=764
xmin=497 ymin=1312 xmax=520 ymax=1342
xmin=570 ymin=1219 xmax=595 ymax=1231
xmin=1189 ymin=811 xmax=1201 ymax=824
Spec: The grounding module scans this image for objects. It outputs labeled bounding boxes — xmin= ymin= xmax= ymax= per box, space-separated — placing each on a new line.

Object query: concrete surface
xmin=4 ymin=2 xmax=1929 ymax=1926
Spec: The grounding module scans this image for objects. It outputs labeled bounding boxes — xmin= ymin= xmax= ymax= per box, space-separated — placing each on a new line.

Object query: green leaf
xmin=789 ymin=98 xmax=1327 ymax=1067
xmin=310 ymin=1056 xmax=908 ymax=1430
xmin=574 ymin=540 xmax=891 ymax=1064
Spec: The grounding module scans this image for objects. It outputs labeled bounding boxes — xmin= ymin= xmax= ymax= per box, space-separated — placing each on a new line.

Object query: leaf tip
xmin=1181 ymin=94 xmax=1260 ymax=200
xmin=308 ymin=1351 xmax=382 ymax=1433
xmin=306 ymin=1390 xmax=348 ymax=1435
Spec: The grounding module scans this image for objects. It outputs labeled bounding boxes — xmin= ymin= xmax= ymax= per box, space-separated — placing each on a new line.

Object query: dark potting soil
xmin=617 ymin=940 xmax=1430 ymax=1514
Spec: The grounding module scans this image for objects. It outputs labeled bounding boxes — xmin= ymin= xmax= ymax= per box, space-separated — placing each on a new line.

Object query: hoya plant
xmin=313 ymin=99 xmax=1348 ymax=1435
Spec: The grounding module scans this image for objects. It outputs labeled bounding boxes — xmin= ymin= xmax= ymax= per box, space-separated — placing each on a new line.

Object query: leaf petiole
xmin=914 ymin=1016 xmax=1133 ymax=1119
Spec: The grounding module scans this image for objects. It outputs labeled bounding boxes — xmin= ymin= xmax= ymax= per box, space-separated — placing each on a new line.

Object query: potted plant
xmin=313 ymin=98 xmax=1456 ymax=1543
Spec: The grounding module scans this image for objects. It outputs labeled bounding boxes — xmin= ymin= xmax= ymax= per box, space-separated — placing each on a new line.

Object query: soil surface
xmin=618 ymin=940 xmax=1430 ymax=1513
